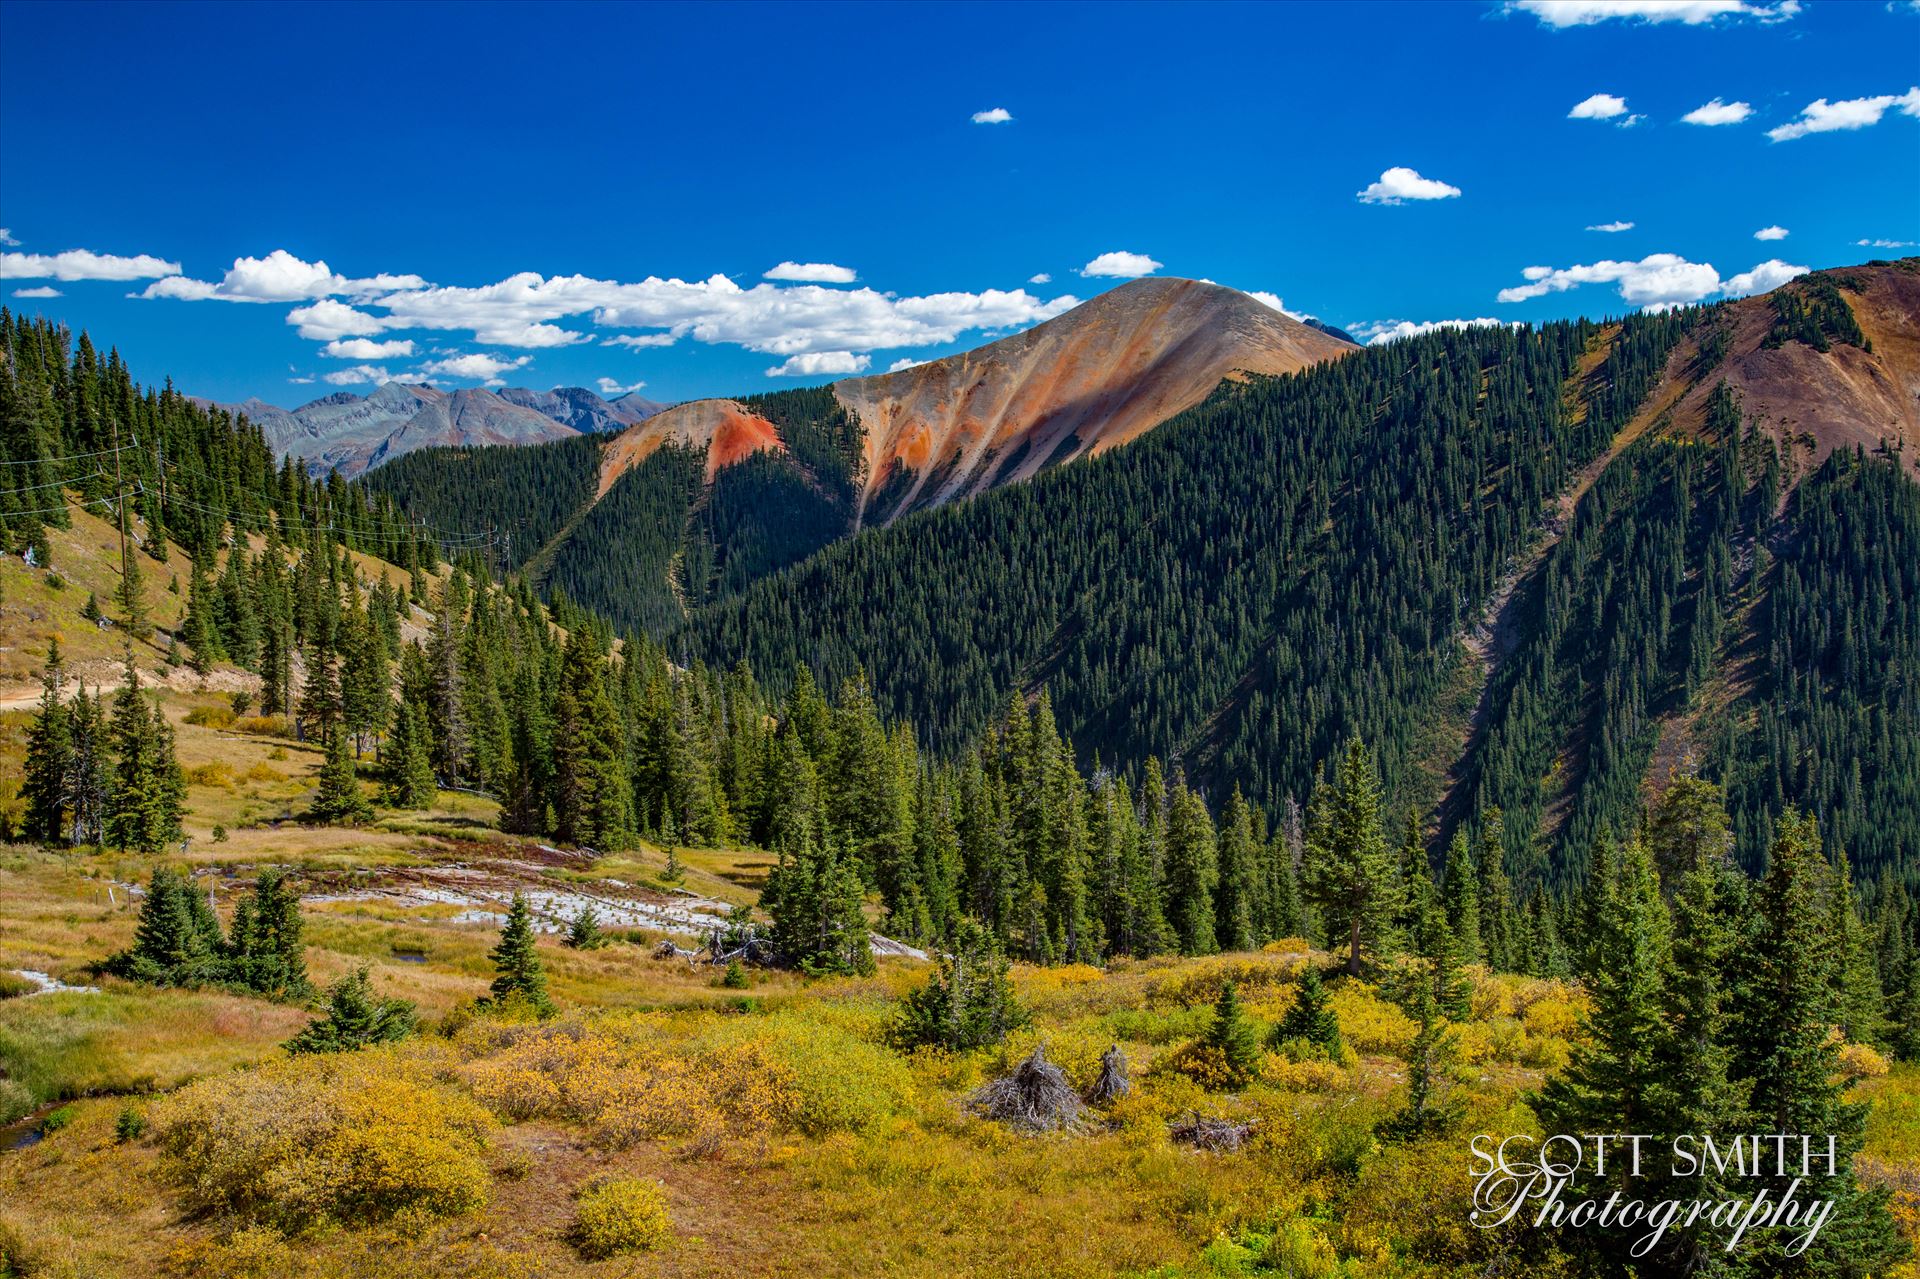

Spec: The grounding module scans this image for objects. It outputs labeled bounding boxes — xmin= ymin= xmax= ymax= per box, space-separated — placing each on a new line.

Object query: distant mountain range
xmin=193 ymin=383 xmax=667 ymax=477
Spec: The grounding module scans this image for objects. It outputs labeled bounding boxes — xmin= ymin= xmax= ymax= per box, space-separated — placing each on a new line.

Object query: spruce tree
xmin=1380 ymin=972 xmax=1461 ymax=1140
xmin=1163 ymin=780 xmax=1219 ymax=955
xmin=1302 ymin=739 xmax=1401 ymax=975
xmin=22 ymin=640 xmax=73 ymax=845
xmin=564 ymin=905 xmax=606 ymax=950
xmin=487 ymin=892 xmax=554 ymax=1015
xmin=1201 ymin=979 xmax=1263 ymax=1088
xmin=106 ymin=866 xmax=224 ymax=987
xmin=284 ymin=967 xmax=417 ymax=1054
xmin=1214 ymin=786 xmax=1258 ymax=953
xmin=308 ymin=728 xmax=372 ymax=825
xmin=890 ymin=918 xmax=1028 ymax=1050
xmin=1271 ymin=966 xmax=1346 ymax=1061
xmin=225 ymin=869 xmax=310 ymax=999
xmin=382 ymin=699 xmax=438 ymax=809
xmin=1530 ymin=832 xmax=1671 ymax=1271
xmin=1725 ymin=811 xmax=1904 ymax=1274
xmin=104 ymin=651 xmax=184 ymax=854
xmin=761 ymin=830 xmax=874 ymax=977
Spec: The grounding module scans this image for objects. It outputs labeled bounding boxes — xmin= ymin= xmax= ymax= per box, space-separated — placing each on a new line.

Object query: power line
xmin=0 ymin=444 xmax=133 ymax=467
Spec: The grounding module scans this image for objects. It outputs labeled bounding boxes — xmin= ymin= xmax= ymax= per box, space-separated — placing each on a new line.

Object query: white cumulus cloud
xmin=1569 ymin=93 xmax=1630 ymax=120
xmin=1350 ymin=317 xmax=1517 ymax=346
xmin=971 ymin=107 xmax=1014 ymax=124
xmin=287 ymin=299 xmax=392 ymax=341
xmin=1 ymin=248 xmax=181 ymax=282
xmin=322 ymin=337 xmax=415 ymax=360
xmin=419 ymin=352 xmax=533 ymax=381
xmin=1754 ymin=225 xmax=1789 ymax=241
xmin=1857 ymin=237 xmax=1918 ymax=248
xmin=602 ymin=332 xmax=678 ymax=349
xmin=139 ymin=249 xmax=428 ymax=303
xmin=1029 ymin=272 xmax=1052 ymax=285
xmin=1079 ymin=251 xmax=1163 ymax=278
xmin=1498 ymin=252 xmax=1809 ymax=308
xmin=1357 ymin=167 xmax=1462 ymax=205
xmin=887 ymin=357 xmax=927 ymax=373
xmin=11 ymin=286 xmax=62 ymax=298
xmin=766 ymin=351 xmax=870 ymax=378
xmin=322 ymin=365 xmax=393 ymax=387
xmin=1510 ymin=0 xmax=1799 ymax=26
xmin=595 ymin=377 xmax=647 ymax=395
xmin=1246 ymin=291 xmax=1306 ymax=320
xmin=0 ymin=229 xmax=17 ymax=246
xmin=1682 ymin=98 xmax=1753 ymax=125
xmin=1768 ymin=88 xmax=1920 ymax=141
xmin=1587 ymin=221 xmax=1636 ymax=233
xmin=1723 ymin=259 xmax=1810 ymax=297
xmin=764 ymin=261 xmax=857 ymax=284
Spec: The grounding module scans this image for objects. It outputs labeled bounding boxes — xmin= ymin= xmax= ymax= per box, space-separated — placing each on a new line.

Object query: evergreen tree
xmin=1379 ymin=973 xmax=1461 ymax=1140
xmin=564 ymin=905 xmax=606 ymax=950
xmin=1214 ymin=786 xmax=1259 ymax=953
xmin=1476 ymin=809 xmax=1517 ymax=972
xmin=382 ymin=698 xmax=438 ymax=808
xmin=762 ymin=829 xmax=874 ymax=977
xmin=104 ymin=651 xmax=184 ymax=854
xmin=1270 ymin=966 xmax=1346 ymax=1061
xmin=1725 ymin=811 xmax=1904 ymax=1275
xmin=486 ymin=892 xmax=554 ymax=1015
xmin=22 ymin=640 xmax=73 ymax=845
xmin=1201 ymin=979 xmax=1263 ymax=1088
xmin=106 ymin=866 xmax=223 ymax=987
xmin=308 ymin=728 xmax=372 ymax=824
xmin=1530 ymin=832 xmax=1671 ymax=1271
xmin=284 ymin=967 xmax=417 ymax=1054
xmin=1163 ymin=779 xmax=1219 ymax=955
xmin=225 ymin=869 xmax=310 ymax=999
xmin=1302 ymin=739 xmax=1402 ymax=975
xmin=890 ymin=918 xmax=1028 ymax=1050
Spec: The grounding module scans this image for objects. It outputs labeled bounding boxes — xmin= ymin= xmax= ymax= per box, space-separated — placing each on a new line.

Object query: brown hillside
xmin=833 ymin=277 xmax=1356 ymax=526
xmin=1627 ymin=258 xmax=1920 ymax=471
xmin=595 ymin=399 xmax=785 ymax=498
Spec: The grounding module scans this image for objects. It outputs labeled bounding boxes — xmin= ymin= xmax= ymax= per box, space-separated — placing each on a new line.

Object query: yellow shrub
xmin=244 ymin=763 xmax=283 ymax=783
xmin=154 ymin=1048 xmax=493 ymax=1228
xmin=189 ymin=762 xmax=237 ymax=788
xmin=460 ymin=1008 xmax=912 ymax=1149
xmin=1262 ymin=937 xmax=1315 ymax=955
xmin=185 ymin=705 xmax=236 ymax=729
xmin=1520 ymin=995 xmax=1583 ymax=1041
xmin=233 ymin=715 xmax=289 ymax=737
xmin=572 ymin=1177 xmax=671 ymax=1258
xmin=1839 ymin=1041 xmax=1892 ymax=1085
xmin=1262 ymin=1054 xmax=1348 ymax=1092
xmin=1326 ymin=982 xmax=1416 ymax=1055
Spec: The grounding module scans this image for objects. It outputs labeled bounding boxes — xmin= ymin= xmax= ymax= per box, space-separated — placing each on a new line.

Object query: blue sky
xmin=1 ymin=0 xmax=1916 ymax=406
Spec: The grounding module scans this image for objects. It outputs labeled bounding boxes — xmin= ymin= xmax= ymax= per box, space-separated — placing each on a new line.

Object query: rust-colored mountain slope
xmin=1626 ymin=258 xmax=1920 ymax=470
xmin=833 ymin=277 xmax=1356 ymax=525
xmin=595 ymin=399 xmax=785 ymax=498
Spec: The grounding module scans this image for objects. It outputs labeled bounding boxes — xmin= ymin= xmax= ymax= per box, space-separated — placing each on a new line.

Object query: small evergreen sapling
xmin=1270 ymin=967 xmax=1347 ymax=1063
xmin=487 ymin=892 xmax=554 ymax=1016
xmin=890 ymin=919 xmax=1028 ymax=1051
xmin=1201 ymin=979 xmax=1263 ymax=1088
xmin=285 ymin=966 xmax=417 ymax=1054
xmin=565 ymin=905 xmax=606 ymax=950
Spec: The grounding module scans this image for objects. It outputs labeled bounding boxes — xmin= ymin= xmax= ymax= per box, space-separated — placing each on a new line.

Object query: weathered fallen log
xmin=1169 ymin=1112 xmax=1257 ymax=1153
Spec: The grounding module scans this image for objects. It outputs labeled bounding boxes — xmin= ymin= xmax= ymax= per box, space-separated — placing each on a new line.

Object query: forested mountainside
xmin=0 ymin=310 xmax=442 ymax=571
xmin=683 ymin=261 xmax=1920 ymax=882
xmin=359 ymin=279 xmax=1352 ymax=631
